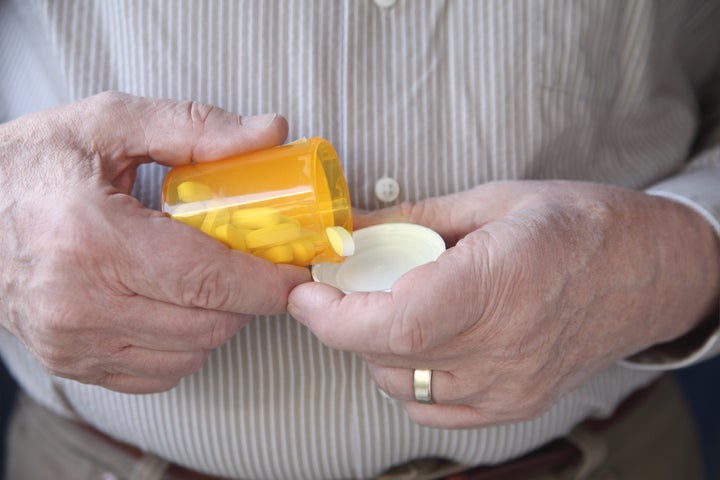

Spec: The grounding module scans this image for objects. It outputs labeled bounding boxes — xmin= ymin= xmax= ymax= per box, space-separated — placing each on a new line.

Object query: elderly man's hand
xmin=0 ymin=92 xmax=311 ymax=393
xmin=289 ymin=180 xmax=719 ymax=428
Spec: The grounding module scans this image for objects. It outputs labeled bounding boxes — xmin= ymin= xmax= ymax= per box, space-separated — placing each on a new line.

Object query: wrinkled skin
xmin=0 ymin=92 xmax=311 ymax=393
xmin=289 ymin=181 xmax=720 ymax=428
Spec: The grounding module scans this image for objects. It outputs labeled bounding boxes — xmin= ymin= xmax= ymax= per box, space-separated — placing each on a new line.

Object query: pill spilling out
xmin=325 ymin=226 xmax=355 ymax=256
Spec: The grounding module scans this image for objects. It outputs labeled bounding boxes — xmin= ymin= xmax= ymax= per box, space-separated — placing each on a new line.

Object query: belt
xmin=75 ymin=423 xmax=218 ymax=480
xmin=437 ymin=378 xmax=662 ymax=480
xmin=377 ymin=438 xmax=581 ymax=480
xmin=76 ymin=379 xmax=661 ymax=480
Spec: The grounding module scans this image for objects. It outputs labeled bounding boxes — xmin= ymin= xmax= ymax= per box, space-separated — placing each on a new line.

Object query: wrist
xmin=624 ymin=193 xmax=720 ymax=365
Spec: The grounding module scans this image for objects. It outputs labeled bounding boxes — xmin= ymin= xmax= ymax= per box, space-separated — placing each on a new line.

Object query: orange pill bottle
xmin=161 ymin=137 xmax=354 ymax=266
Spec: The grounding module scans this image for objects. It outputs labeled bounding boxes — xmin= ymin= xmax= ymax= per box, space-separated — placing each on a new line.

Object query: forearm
xmin=625 ymin=89 xmax=720 ymax=367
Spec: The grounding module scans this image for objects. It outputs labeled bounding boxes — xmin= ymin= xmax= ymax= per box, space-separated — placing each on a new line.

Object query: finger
xmin=109 ymin=293 xmax=249 ymax=351
xmin=92 ymin=373 xmax=187 ymax=394
xmin=401 ymin=403 xmax=495 ymax=429
xmin=288 ymin=282 xmax=394 ymax=352
xmin=78 ymin=191 xmax=311 ymax=315
xmin=366 ymin=363 xmax=495 ymax=406
xmin=366 ymin=363 xmax=417 ymax=402
xmin=401 ymin=391 xmax=551 ymax=429
xmin=72 ymin=91 xmax=288 ymax=168
xmin=102 ymin=346 xmax=210 ymax=380
xmin=118 ymin=200 xmax=312 ymax=314
xmin=47 ymin=191 xmax=310 ymax=318
xmin=51 ymin=348 xmax=208 ymax=394
xmin=353 ymin=182 xmax=531 ymax=245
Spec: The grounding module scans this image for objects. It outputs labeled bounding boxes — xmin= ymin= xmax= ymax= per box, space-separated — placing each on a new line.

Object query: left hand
xmin=288 ymin=180 xmax=720 ymax=428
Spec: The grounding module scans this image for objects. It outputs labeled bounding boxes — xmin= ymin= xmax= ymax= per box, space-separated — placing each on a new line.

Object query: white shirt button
xmin=374 ymin=0 xmax=397 ymax=8
xmin=375 ymin=177 xmax=400 ymax=203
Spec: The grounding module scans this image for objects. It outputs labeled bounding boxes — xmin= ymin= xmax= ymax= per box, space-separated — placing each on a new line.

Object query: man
xmin=1 ymin=1 xmax=718 ymax=478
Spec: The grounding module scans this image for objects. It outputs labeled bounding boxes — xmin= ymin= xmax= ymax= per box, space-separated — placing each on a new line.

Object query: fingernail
xmin=241 ymin=113 xmax=277 ymax=129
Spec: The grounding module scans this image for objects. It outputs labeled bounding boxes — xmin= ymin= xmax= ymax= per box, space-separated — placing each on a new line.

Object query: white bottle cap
xmin=311 ymin=223 xmax=446 ymax=293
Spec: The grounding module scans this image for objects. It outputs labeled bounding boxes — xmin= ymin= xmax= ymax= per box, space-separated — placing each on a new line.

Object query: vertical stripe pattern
xmin=2 ymin=0 xmax=720 ymax=478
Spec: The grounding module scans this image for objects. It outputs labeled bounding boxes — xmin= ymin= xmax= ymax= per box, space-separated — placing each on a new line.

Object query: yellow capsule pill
xmin=255 ymin=244 xmax=295 ymax=264
xmin=244 ymin=223 xmax=306 ymax=250
xmin=213 ymin=224 xmax=230 ymax=245
xmin=289 ymin=239 xmax=316 ymax=264
xmin=199 ymin=207 xmax=230 ymax=235
xmin=176 ymin=181 xmax=213 ymax=203
xmin=231 ymin=207 xmax=283 ymax=229
xmin=170 ymin=203 xmax=207 ymax=229
xmin=226 ymin=225 xmax=250 ymax=251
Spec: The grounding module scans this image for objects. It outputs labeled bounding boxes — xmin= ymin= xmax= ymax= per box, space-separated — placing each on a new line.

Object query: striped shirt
xmin=1 ymin=1 xmax=719 ymax=478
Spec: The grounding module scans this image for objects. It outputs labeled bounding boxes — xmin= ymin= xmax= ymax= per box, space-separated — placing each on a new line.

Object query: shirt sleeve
xmin=621 ymin=72 xmax=720 ymax=371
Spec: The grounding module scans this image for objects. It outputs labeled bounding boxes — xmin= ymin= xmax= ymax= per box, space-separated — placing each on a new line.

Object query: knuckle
xmin=94 ymin=373 xmax=119 ymax=390
xmin=185 ymin=100 xmax=218 ymax=129
xmin=41 ymin=343 xmax=92 ymax=382
xmin=179 ymin=264 xmax=230 ymax=309
xmin=36 ymin=301 xmax=80 ymax=342
xmin=153 ymin=377 xmax=183 ymax=393
xmin=367 ymin=366 xmax=393 ymax=395
xmin=199 ymin=317 xmax=240 ymax=349
xmin=89 ymin=90 xmax=131 ymax=112
xmin=387 ymin=314 xmax=427 ymax=355
xmin=182 ymin=351 xmax=210 ymax=375
xmin=499 ymin=334 xmax=554 ymax=376
xmin=396 ymin=199 xmax=440 ymax=227
xmin=406 ymin=410 xmax=432 ymax=427
xmin=445 ymin=373 xmax=476 ymax=404
xmin=84 ymin=92 xmax=135 ymax=135
xmin=396 ymin=201 xmax=422 ymax=223
xmin=31 ymin=300 xmax=108 ymax=383
xmin=506 ymin=384 xmax=554 ymax=422
xmin=148 ymin=351 xmax=208 ymax=378
xmin=41 ymin=348 xmax=74 ymax=377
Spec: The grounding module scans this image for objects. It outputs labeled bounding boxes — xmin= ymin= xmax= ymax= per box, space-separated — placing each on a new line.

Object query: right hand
xmin=0 ymin=92 xmax=311 ymax=393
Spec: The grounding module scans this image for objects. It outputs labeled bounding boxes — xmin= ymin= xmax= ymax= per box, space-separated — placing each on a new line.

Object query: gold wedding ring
xmin=413 ymin=369 xmax=433 ymax=404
